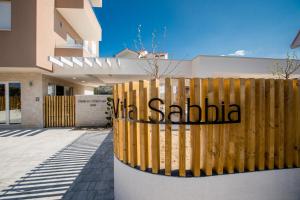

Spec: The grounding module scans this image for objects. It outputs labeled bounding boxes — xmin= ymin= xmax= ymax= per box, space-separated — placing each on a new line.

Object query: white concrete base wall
xmin=75 ymin=95 xmax=112 ymax=127
xmin=114 ymin=157 xmax=300 ymax=200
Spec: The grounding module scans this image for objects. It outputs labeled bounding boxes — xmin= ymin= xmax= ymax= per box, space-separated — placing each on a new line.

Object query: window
xmin=91 ymin=41 xmax=97 ymax=55
xmin=0 ymin=1 xmax=11 ymax=30
xmin=48 ymin=84 xmax=56 ymax=96
xmin=66 ymin=34 xmax=76 ymax=45
xmin=48 ymin=84 xmax=73 ymax=96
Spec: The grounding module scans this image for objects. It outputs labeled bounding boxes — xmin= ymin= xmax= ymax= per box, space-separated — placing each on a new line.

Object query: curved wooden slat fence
xmin=113 ymin=78 xmax=300 ymax=177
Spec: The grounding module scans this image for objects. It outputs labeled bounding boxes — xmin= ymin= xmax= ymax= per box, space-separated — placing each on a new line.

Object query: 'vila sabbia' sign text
xmin=113 ymin=97 xmax=241 ymax=125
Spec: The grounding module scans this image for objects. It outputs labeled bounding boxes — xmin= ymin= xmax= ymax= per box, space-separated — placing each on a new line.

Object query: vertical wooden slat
xmin=284 ymin=80 xmax=294 ymax=168
xmin=212 ymin=79 xmax=219 ymax=173
xmin=265 ymin=79 xmax=275 ymax=170
xmin=165 ymin=78 xmax=172 ymax=175
xmin=150 ymin=79 xmax=160 ymax=174
xmin=43 ymin=97 xmax=46 ymax=127
xmin=52 ymin=96 xmax=55 ymax=127
xmin=73 ymin=96 xmax=75 ymax=126
xmin=118 ymin=84 xmax=124 ymax=161
xmin=227 ymin=79 xmax=235 ymax=173
xmin=59 ymin=97 xmax=62 ymax=127
xmin=44 ymin=97 xmax=47 ymax=127
xmin=61 ymin=96 xmax=65 ymax=127
xmin=204 ymin=78 xmax=213 ymax=176
xmin=44 ymin=97 xmax=47 ymax=128
xmin=144 ymin=85 xmax=150 ymax=169
xmin=67 ymin=96 xmax=69 ymax=127
xmin=216 ymin=78 xmax=225 ymax=174
xmin=237 ymin=79 xmax=245 ymax=172
xmin=190 ymin=78 xmax=201 ymax=176
xmin=55 ymin=96 xmax=57 ymax=127
xmin=113 ymin=85 xmax=117 ymax=155
xmin=68 ymin=96 xmax=71 ymax=127
xmin=200 ymin=79 xmax=208 ymax=174
xmin=127 ymin=84 xmax=132 ymax=164
xmin=222 ymin=79 xmax=230 ymax=173
xmin=139 ymin=80 xmax=146 ymax=171
xmin=122 ymin=84 xmax=128 ymax=164
xmin=255 ymin=79 xmax=265 ymax=170
xmin=125 ymin=83 xmax=131 ymax=163
xmin=49 ymin=96 xmax=51 ymax=127
xmin=178 ymin=78 xmax=186 ymax=176
xmin=57 ymin=96 xmax=60 ymax=127
xmin=294 ymin=80 xmax=300 ymax=167
xmin=130 ymin=85 xmax=138 ymax=167
xmin=65 ymin=96 xmax=68 ymax=127
xmin=56 ymin=96 xmax=59 ymax=127
xmin=123 ymin=85 xmax=129 ymax=164
xmin=275 ymin=79 xmax=285 ymax=169
xmin=245 ymin=79 xmax=256 ymax=171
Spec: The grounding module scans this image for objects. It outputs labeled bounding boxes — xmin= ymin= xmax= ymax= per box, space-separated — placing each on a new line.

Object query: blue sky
xmin=94 ymin=0 xmax=300 ymax=59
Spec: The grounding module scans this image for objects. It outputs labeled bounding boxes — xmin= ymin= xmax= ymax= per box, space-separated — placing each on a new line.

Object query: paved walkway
xmin=0 ymin=129 xmax=114 ymax=200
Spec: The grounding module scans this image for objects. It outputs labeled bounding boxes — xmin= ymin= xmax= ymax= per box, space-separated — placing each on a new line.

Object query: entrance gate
xmin=44 ymin=96 xmax=75 ymax=127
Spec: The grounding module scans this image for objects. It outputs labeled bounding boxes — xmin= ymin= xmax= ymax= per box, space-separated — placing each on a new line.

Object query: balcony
xmin=55 ymin=41 xmax=98 ymax=57
xmin=55 ymin=0 xmax=102 ymax=41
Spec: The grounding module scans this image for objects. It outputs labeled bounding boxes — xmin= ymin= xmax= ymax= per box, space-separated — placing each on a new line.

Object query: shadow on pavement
xmin=0 ymin=129 xmax=47 ymax=137
xmin=0 ymin=131 xmax=114 ymax=200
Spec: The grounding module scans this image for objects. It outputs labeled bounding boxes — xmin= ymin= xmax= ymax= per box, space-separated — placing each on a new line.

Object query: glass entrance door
xmin=9 ymin=83 xmax=21 ymax=124
xmin=0 ymin=82 xmax=21 ymax=124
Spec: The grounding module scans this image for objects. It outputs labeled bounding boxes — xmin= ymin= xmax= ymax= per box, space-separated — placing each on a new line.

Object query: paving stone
xmin=0 ymin=129 xmax=114 ymax=200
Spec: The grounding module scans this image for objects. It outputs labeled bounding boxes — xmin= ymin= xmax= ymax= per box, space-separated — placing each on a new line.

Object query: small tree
xmin=272 ymin=52 xmax=300 ymax=79
xmin=133 ymin=25 xmax=184 ymax=79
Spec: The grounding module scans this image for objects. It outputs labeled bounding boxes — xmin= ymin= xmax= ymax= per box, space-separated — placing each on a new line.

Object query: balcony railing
xmin=55 ymin=40 xmax=97 ymax=57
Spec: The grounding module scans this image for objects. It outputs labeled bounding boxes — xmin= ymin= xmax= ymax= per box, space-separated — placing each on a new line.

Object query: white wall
xmin=114 ymin=158 xmax=300 ymax=200
xmin=191 ymin=55 xmax=300 ymax=78
xmin=75 ymin=95 xmax=111 ymax=127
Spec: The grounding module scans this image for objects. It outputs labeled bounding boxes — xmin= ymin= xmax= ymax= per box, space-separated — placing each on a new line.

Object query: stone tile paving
xmin=0 ymin=129 xmax=114 ymax=200
xmin=0 ymin=128 xmax=86 ymax=194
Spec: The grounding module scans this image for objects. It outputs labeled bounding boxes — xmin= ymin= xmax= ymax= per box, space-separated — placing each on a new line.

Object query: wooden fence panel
xmin=44 ymin=96 xmax=75 ymax=128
